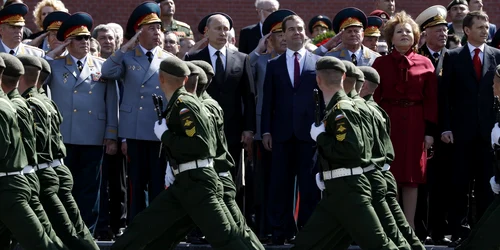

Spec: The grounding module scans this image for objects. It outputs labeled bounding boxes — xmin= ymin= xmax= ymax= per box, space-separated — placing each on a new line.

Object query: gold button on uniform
xmin=156 ymin=86 xmax=159 ymax=89
xmin=89 ymin=91 xmax=92 ymax=94
xmin=139 ymin=107 xmax=143 ymax=110
xmin=141 ymin=85 xmax=145 ymax=88
xmin=88 ymin=111 xmax=92 ymax=114
xmin=141 ymin=96 xmax=144 ymax=99
xmin=73 ymin=109 xmax=77 ymax=112
xmin=74 ymin=90 xmax=77 ymax=93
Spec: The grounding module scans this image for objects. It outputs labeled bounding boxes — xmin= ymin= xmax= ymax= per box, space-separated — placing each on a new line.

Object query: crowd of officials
xmin=1 ymin=0 xmax=500 ymax=249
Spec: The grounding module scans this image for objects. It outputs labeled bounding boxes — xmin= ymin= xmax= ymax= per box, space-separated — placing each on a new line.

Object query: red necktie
xmin=294 ymin=52 xmax=300 ymax=88
xmin=473 ymin=48 xmax=482 ymax=81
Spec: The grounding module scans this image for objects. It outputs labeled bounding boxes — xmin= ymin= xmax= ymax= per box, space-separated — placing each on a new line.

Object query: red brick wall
xmin=23 ymin=0 xmax=500 ymax=42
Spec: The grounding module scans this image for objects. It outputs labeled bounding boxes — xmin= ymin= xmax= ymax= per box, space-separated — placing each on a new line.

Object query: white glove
xmin=154 ymin=119 xmax=168 ymax=140
xmin=310 ymin=123 xmax=325 ymax=142
xmin=490 ymin=176 xmax=500 ymax=194
xmin=491 ymin=123 xmax=500 ymax=148
xmin=315 ymin=173 xmax=325 ymax=191
xmin=164 ymin=162 xmax=176 ymax=187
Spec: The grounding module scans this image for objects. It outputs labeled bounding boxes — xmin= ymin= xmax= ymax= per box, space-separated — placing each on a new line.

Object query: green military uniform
xmin=358 ymin=66 xmax=425 ymax=250
xmin=0 ymin=58 xmax=59 ymax=250
xmin=165 ymin=19 xmax=193 ymax=39
xmin=292 ymin=57 xmax=398 ymax=250
xmin=145 ymin=62 xmax=264 ymax=250
xmin=112 ymin=57 xmax=259 ymax=250
xmin=32 ymin=57 xmax=99 ymax=250
xmin=331 ymin=62 xmax=410 ymax=249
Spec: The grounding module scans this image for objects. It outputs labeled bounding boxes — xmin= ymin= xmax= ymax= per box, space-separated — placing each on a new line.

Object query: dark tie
xmin=215 ymin=51 xmax=224 ymax=83
xmin=473 ymin=48 xmax=482 ymax=81
xmin=9 ymin=50 xmax=14 ymax=55
xmin=77 ymin=60 xmax=83 ymax=72
xmin=351 ymin=53 xmax=357 ymax=66
xmin=294 ymin=52 xmax=300 ymax=88
xmin=146 ymin=51 xmax=153 ymax=63
xmin=432 ymin=52 xmax=440 ymax=62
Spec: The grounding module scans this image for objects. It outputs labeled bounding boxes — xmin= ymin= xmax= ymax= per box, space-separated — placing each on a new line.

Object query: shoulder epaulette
xmin=54 ymin=56 xmax=66 ymax=60
xmin=175 ymin=20 xmax=191 ymax=29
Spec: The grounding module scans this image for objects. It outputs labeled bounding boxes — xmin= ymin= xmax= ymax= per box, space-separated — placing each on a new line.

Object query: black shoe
xmin=187 ymin=236 xmax=209 ymax=245
xmin=270 ymin=236 xmax=285 ymax=245
xmin=286 ymin=236 xmax=296 ymax=244
xmin=114 ymin=227 xmax=125 ymax=238
xmin=94 ymin=229 xmax=114 ymax=241
xmin=424 ymin=236 xmax=435 ymax=245
xmin=449 ymin=238 xmax=464 ymax=248
xmin=433 ymin=237 xmax=452 ymax=246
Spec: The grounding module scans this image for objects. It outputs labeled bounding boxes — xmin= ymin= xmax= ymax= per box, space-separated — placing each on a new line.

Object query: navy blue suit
xmin=261 ymin=50 xmax=321 ymax=240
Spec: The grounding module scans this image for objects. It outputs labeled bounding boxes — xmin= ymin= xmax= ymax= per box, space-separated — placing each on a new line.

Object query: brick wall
xmin=23 ymin=0 xmax=500 ymax=42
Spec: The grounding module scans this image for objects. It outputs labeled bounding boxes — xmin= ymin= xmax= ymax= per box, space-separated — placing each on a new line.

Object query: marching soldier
xmin=308 ymin=15 xmax=332 ymax=39
xmin=0 ymin=53 xmax=59 ymax=250
xmin=46 ymin=12 xmax=115 ymax=249
xmin=363 ymin=16 xmax=383 ymax=51
xmin=292 ymin=56 xmax=397 ymax=250
xmin=358 ymin=66 xmax=426 ymax=250
xmin=102 ymin=2 xmax=172 ymax=221
xmin=0 ymin=3 xmax=44 ymax=57
xmin=112 ymin=56 xmax=259 ymax=250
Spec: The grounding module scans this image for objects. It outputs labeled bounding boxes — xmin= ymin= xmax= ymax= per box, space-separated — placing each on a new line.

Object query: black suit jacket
xmin=441 ymin=45 xmax=500 ymax=141
xmin=239 ymin=23 xmax=262 ymax=55
xmin=185 ymin=47 xmax=256 ymax=146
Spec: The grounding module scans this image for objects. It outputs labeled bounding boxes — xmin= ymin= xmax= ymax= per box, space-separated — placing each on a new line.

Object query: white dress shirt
xmin=427 ymin=46 xmax=441 ymax=57
xmin=139 ymin=44 xmax=158 ymax=57
xmin=1 ymin=40 xmax=19 ymax=55
xmin=71 ymin=54 xmax=88 ymax=67
xmin=348 ymin=48 xmax=362 ymax=62
xmin=208 ymin=44 xmax=227 ymax=74
xmin=286 ymin=47 xmax=306 ymax=86
xmin=467 ymin=42 xmax=484 ymax=64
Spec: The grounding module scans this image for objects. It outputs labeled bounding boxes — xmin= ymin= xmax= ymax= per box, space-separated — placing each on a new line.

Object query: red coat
xmin=373 ymin=50 xmax=438 ymax=186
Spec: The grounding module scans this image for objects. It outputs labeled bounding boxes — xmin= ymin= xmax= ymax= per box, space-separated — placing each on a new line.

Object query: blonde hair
xmin=33 ymin=0 xmax=68 ymax=30
xmin=383 ymin=11 xmax=420 ymax=52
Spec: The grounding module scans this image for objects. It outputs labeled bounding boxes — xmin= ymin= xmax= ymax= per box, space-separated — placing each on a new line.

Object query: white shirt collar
xmin=286 ymin=47 xmax=306 ymax=58
xmin=426 ymin=46 xmax=440 ymax=56
xmin=1 ymin=40 xmax=19 ymax=54
xmin=467 ymin=42 xmax=485 ymax=54
xmin=208 ymin=44 xmax=227 ymax=57
xmin=347 ymin=47 xmax=362 ymax=59
xmin=70 ymin=54 xmax=88 ymax=66
xmin=139 ymin=44 xmax=158 ymax=56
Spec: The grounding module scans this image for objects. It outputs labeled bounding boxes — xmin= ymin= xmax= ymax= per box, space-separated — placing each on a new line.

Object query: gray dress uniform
xmin=102 ymin=47 xmax=171 ymax=141
xmin=47 ymin=55 xmax=118 ymax=145
xmin=317 ymin=45 xmax=379 ymax=66
xmin=0 ymin=41 xmax=45 ymax=57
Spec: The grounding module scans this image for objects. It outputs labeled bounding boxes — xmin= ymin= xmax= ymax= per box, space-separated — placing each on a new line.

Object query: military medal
xmin=92 ymin=72 xmax=101 ymax=82
xmin=63 ymin=72 xmax=68 ymax=83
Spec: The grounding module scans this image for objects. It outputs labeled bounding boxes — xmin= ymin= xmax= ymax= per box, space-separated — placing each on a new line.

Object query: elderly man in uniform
xmin=414 ymin=5 xmax=451 ymax=246
xmin=250 ymin=9 xmax=293 ymax=241
xmin=292 ymin=56 xmax=398 ymax=250
xmin=42 ymin=11 xmax=70 ymax=58
xmin=45 ymin=12 xmax=118 ymax=236
xmin=308 ymin=15 xmax=332 ymax=39
xmin=316 ymin=8 xmax=380 ymax=66
xmin=102 ymin=2 xmax=173 ymax=221
xmin=111 ymin=56 xmax=260 ymax=250
xmin=0 ymin=3 xmax=44 ymax=57
xmin=157 ymin=0 xmax=193 ymax=39
xmin=363 ymin=16 xmax=383 ymax=51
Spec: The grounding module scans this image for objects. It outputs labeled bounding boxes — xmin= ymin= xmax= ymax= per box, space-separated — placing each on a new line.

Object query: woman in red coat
xmin=372 ymin=11 xmax=438 ymax=229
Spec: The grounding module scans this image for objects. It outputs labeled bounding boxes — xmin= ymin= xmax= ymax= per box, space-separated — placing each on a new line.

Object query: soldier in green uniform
xmin=0 ymin=54 xmax=60 ymax=250
xmin=156 ymin=0 xmax=193 ymax=39
xmin=329 ymin=60 xmax=410 ymax=249
xmin=292 ymin=56 xmax=397 ymax=250
xmin=358 ymin=66 xmax=425 ymax=250
xmin=20 ymin=54 xmax=99 ymax=250
xmin=111 ymin=56 xmax=260 ymax=250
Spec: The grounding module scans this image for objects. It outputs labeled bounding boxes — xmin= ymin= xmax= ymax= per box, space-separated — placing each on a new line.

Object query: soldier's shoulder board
xmin=175 ymin=20 xmax=191 ymax=29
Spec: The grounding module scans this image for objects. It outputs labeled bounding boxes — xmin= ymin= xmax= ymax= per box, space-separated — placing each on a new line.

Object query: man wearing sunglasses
xmin=0 ymin=2 xmax=44 ymax=57
xmin=45 ymin=12 xmax=118 ymax=240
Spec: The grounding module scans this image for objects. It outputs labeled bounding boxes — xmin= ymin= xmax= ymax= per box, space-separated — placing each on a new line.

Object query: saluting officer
xmin=308 ymin=15 xmax=332 ymax=39
xmin=0 ymin=54 xmax=60 ymax=250
xmin=112 ymin=56 xmax=258 ymax=250
xmin=102 ymin=2 xmax=172 ymax=220
xmin=292 ymin=56 xmax=398 ymax=250
xmin=46 ymin=11 xmax=118 ymax=240
xmin=0 ymin=3 xmax=44 ymax=57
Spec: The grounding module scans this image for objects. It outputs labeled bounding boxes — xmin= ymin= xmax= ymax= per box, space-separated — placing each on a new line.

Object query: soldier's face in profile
xmin=0 ymin=24 xmax=23 ymax=44
xmin=363 ymin=36 xmax=378 ymax=51
xmin=269 ymin=31 xmax=286 ymax=53
xmin=139 ymin=23 xmax=162 ymax=49
xmin=206 ymin=16 xmax=229 ymax=49
xmin=342 ymin=26 xmax=364 ymax=47
xmin=284 ymin=18 xmax=305 ymax=49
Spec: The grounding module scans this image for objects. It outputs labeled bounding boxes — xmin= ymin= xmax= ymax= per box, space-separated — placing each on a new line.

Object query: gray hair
xmin=254 ymin=0 xmax=279 ymax=8
xmin=107 ymin=22 xmax=124 ymax=47
xmin=92 ymin=24 xmax=115 ymax=39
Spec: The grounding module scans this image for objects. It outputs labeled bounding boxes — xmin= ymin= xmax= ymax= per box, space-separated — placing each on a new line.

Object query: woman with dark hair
xmin=372 ymin=11 xmax=438 ymax=230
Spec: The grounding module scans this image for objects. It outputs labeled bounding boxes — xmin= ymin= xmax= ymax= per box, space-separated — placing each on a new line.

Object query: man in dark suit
xmin=441 ymin=10 xmax=500 ymax=247
xmin=261 ymin=14 xmax=321 ymax=245
xmin=185 ymin=13 xmax=256 ymax=205
xmin=238 ymin=0 xmax=279 ymax=54
xmin=415 ymin=5 xmax=451 ymax=245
